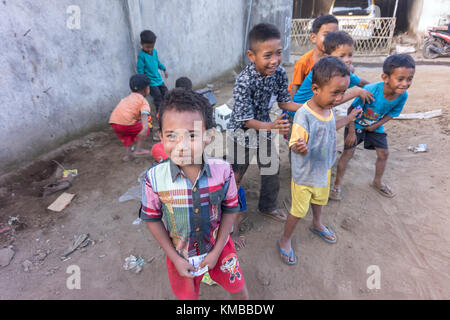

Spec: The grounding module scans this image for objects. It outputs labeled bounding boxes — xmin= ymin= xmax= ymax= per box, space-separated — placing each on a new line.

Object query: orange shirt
xmin=109 ymin=93 xmax=151 ymax=126
xmin=288 ymin=49 xmax=315 ymax=93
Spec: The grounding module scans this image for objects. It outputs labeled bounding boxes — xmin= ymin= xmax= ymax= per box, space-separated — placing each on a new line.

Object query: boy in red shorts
xmin=140 ymin=88 xmax=248 ymax=300
xmin=109 ymin=74 xmax=152 ymax=161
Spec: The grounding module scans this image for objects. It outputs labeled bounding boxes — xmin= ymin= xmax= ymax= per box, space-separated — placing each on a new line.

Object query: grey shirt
xmin=290 ymin=103 xmax=337 ymax=188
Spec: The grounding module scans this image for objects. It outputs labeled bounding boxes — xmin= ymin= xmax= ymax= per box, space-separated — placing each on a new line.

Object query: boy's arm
xmin=137 ymin=53 xmax=145 ymax=74
xmin=138 ymin=113 xmax=149 ymax=137
xmin=290 ymin=84 xmax=300 ymax=99
xmin=244 ymin=113 xmax=290 ymax=135
xmin=336 ymin=108 xmax=362 ymax=130
xmin=365 ymin=115 xmax=392 ymax=132
xmin=278 ymin=101 xmax=303 ymax=112
xmin=357 ymin=78 xmax=370 ymax=87
xmin=341 ymin=87 xmax=374 ymax=105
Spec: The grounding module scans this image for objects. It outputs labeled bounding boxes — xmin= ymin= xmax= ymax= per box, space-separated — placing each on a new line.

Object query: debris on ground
xmin=61 ymin=234 xmax=91 ymax=259
xmin=408 ymin=144 xmax=428 ymax=153
xmin=394 ymin=109 xmax=442 ymax=120
xmin=22 ymin=259 xmax=33 ymax=272
xmin=396 ymin=45 xmax=416 ymax=54
xmin=123 ymin=255 xmax=148 ymax=274
xmin=132 ymin=218 xmax=142 ymax=225
xmin=47 ymin=192 xmax=76 ymax=212
xmin=0 ymin=246 xmax=15 ymax=268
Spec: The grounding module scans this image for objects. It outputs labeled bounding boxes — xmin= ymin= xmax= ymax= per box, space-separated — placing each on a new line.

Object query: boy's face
xmin=312 ymin=75 xmax=350 ymax=109
xmin=330 ymin=44 xmax=353 ymax=69
xmin=141 ymin=42 xmax=155 ymax=54
xmin=311 ymin=23 xmax=339 ymax=53
xmin=247 ymin=38 xmax=282 ymax=76
xmin=159 ymin=109 xmax=212 ymax=167
xmin=382 ymin=67 xmax=415 ymax=95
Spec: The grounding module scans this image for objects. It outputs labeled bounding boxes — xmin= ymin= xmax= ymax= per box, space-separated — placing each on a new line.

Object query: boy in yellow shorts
xmin=277 ymin=56 xmax=361 ymax=265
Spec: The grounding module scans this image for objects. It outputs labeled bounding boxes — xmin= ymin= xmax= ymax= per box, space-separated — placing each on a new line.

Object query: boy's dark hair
xmin=129 ymin=74 xmax=151 ymax=92
xmin=140 ymin=30 xmax=157 ymax=44
xmin=312 ymin=56 xmax=350 ymax=86
xmin=175 ymin=77 xmax=193 ymax=91
xmin=383 ymin=54 xmax=416 ymax=75
xmin=324 ymin=31 xmax=354 ymax=54
xmin=311 ymin=14 xmax=339 ymax=34
xmin=159 ymin=88 xmax=214 ymax=130
xmin=248 ymin=22 xmax=281 ymax=51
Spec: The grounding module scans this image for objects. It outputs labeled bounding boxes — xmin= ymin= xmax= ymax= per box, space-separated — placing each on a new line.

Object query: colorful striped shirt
xmin=140 ymin=155 xmax=240 ymax=259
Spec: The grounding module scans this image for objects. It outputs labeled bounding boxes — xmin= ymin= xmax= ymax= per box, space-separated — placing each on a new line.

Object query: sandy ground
xmin=0 ymin=64 xmax=449 ymax=300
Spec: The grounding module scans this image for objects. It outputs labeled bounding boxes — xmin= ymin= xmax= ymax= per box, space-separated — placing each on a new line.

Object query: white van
xmin=329 ymin=0 xmax=380 ymax=40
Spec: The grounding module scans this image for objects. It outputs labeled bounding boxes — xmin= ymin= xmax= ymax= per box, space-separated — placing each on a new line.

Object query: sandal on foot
xmin=258 ymin=208 xmax=287 ymax=222
xmin=309 ymin=225 xmax=337 ymax=244
xmin=329 ymin=187 xmax=342 ymax=201
xmin=277 ymin=240 xmax=297 ymax=265
xmin=370 ymin=183 xmax=395 ymax=198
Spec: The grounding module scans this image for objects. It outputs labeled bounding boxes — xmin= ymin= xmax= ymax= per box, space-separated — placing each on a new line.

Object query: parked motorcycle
xmin=422 ymin=25 xmax=450 ymax=59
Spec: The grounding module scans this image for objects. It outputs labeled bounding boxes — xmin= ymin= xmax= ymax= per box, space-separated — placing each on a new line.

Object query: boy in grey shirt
xmin=277 ymin=56 xmax=361 ymax=265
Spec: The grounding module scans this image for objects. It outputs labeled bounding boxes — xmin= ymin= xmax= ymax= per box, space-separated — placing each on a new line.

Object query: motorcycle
xmin=422 ymin=26 xmax=450 ymax=59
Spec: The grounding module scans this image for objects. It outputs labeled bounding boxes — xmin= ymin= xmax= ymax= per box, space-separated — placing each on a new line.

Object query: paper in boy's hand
xmin=188 ymin=253 xmax=208 ymax=276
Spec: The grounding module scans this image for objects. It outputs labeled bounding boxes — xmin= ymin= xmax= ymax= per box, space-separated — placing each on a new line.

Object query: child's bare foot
xmin=231 ymin=233 xmax=246 ymax=250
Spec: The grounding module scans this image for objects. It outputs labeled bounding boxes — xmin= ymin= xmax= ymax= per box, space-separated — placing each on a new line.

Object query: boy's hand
xmin=199 ymin=250 xmax=220 ymax=271
xmin=173 ymin=256 xmax=196 ymax=279
xmin=357 ymin=88 xmax=374 ymax=105
xmin=164 ymin=70 xmax=169 ymax=79
xmin=347 ymin=107 xmax=363 ymax=122
xmin=291 ymin=138 xmax=308 ymax=154
xmin=270 ymin=114 xmax=290 ymax=135
xmin=365 ymin=124 xmax=377 ymax=132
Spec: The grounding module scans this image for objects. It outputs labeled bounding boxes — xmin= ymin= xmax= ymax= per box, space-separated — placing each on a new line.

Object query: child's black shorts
xmin=344 ymin=127 xmax=388 ymax=150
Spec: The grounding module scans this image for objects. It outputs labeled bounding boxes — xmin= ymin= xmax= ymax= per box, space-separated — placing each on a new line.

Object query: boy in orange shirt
xmin=289 ymin=14 xmax=339 ymax=99
xmin=109 ymin=74 xmax=152 ymax=161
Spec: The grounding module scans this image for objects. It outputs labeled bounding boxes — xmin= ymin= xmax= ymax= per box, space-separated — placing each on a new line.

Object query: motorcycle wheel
xmin=422 ymin=39 xmax=443 ymax=59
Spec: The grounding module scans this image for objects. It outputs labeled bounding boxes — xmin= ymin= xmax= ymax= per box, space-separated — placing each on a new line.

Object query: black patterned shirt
xmin=226 ymin=63 xmax=291 ymax=148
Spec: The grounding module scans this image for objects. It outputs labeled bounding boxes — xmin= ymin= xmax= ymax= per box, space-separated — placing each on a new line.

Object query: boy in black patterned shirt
xmin=226 ymin=23 xmax=302 ymax=222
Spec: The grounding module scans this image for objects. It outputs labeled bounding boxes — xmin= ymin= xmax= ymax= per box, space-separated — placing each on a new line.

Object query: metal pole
xmin=393 ymin=0 xmax=399 ymax=18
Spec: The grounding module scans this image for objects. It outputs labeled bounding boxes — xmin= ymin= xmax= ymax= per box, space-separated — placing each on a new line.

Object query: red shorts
xmin=166 ymin=237 xmax=245 ymax=300
xmin=111 ymin=122 xmax=150 ymax=147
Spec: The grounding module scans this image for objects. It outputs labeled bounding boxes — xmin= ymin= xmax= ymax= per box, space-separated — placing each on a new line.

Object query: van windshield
xmin=332 ymin=0 xmax=371 ymax=16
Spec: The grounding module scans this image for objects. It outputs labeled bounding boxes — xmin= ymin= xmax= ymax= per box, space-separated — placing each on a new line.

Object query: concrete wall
xmin=411 ymin=0 xmax=450 ymax=34
xmin=0 ymin=0 xmax=253 ymax=174
xmin=0 ymin=0 xmax=136 ymax=174
xmin=244 ymin=0 xmax=294 ymax=64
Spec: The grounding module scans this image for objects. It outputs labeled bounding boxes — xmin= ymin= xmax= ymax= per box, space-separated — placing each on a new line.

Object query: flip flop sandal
xmin=134 ymin=150 xmax=151 ymax=157
xmin=258 ymin=208 xmax=287 ymax=222
xmin=309 ymin=225 xmax=337 ymax=244
xmin=42 ymin=179 xmax=72 ymax=197
xmin=277 ymin=240 xmax=297 ymax=265
xmin=370 ymin=183 xmax=396 ymax=198
xmin=329 ymin=187 xmax=342 ymax=201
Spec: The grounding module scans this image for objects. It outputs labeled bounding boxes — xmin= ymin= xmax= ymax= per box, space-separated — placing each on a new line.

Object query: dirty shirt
xmin=352 ymin=81 xmax=408 ymax=133
xmin=140 ymin=156 xmax=240 ymax=259
xmin=289 ymin=102 xmax=337 ymax=187
xmin=109 ymin=92 xmax=151 ymax=126
xmin=227 ymin=62 xmax=291 ymax=148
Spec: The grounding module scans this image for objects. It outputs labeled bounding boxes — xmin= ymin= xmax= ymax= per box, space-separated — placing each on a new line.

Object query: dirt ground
xmin=1 ymin=64 xmax=449 ymax=300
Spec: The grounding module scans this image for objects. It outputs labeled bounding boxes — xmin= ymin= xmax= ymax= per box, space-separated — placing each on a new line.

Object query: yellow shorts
xmin=290 ymin=170 xmax=331 ymax=219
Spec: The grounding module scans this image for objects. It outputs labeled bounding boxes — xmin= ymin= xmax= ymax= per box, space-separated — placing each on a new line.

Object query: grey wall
xmin=0 ymin=0 xmax=292 ymax=174
xmin=244 ymin=0 xmax=294 ymax=64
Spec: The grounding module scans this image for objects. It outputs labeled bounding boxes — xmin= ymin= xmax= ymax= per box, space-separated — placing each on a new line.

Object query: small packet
xmin=188 ymin=253 xmax=209 ymax=277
